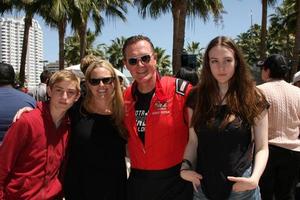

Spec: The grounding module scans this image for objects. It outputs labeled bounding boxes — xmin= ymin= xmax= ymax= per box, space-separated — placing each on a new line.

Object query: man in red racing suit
xmin=123 ymin=35 xmax=193 ymax=200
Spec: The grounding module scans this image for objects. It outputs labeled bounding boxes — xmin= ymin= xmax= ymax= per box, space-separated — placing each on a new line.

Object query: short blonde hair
xmin=48 ymin=70 xmax=81 ymax=92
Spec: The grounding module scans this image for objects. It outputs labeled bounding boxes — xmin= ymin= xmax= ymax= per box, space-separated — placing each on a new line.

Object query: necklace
xmin=92 ymin=106 xmax=112 ymax=115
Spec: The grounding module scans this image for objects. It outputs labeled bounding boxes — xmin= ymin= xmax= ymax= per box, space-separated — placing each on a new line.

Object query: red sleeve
xmin=0 ymin=117 xmax=29 ymax=198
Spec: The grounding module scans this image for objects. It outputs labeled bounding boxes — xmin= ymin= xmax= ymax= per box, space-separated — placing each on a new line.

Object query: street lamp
xmin=39 ymin=60 xmax=48 ymax=70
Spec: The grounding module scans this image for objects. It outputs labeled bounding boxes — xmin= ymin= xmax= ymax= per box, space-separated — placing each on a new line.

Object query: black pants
xmin=127 ymin=164 xmax=193 ymax=200
xmin=260 ymin=145 xmax=300 ymax=200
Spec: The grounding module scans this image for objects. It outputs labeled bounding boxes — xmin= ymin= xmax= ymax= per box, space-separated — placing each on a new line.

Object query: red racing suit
xmin=124 ymin=75 xmax=192 ymax=170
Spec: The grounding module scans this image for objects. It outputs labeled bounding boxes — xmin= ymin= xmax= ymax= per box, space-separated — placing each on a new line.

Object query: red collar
xmin=130 ymin=72 xmax=167 ymax=102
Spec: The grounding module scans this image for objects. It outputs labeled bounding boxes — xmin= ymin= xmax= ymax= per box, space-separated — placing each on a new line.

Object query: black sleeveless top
xmin=187 ymin=92 xmax=253 ymax=200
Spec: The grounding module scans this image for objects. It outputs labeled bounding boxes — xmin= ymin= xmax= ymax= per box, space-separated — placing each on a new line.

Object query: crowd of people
xmin=0 ymin=34 xmax=299 ymax=200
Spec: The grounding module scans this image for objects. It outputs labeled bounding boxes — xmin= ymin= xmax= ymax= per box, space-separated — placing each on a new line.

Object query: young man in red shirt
xmin=0 ymin=70 xmax=80 ymax=200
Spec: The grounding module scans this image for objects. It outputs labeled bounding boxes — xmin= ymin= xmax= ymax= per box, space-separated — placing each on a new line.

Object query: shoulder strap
xmin=175 ymin=78 xmax=189 ymax=96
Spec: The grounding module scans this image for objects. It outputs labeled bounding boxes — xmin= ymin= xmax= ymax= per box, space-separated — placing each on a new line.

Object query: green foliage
xmin=64 ymin=30 xmax=104 ymax=65
xmin=154 ymin=47 xmax=172 ymax=76
xmin=236 ymin=24 xmax=262 ymax=67
xmin=184 ymin=41 xmax=204 ymax=69
xmin=105 ymin=36 xmax=126 ymax=71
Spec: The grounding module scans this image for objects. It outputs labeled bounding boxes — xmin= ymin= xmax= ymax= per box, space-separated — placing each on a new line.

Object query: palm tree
xmin=0 ymin=0 xmax=13 ymax=14
xmin=64 ymin=35 xmax=81 ymax=66
xmin=185 ymin=41 xmax=204 ymax=68
xmin=69 ymin=0 xmax=130 ymax=63
xmin=259 ymin=0 xmax=277 ymax=60
xmin=154 ymin=47 xmax=171 ymax=76
xmin=40 ymin=0 xmax=70 ymax=70
xmin=106 ymin=36 xmax=127 ymax=71
xmin=236 ymin=24 xmax=262 ymax=67
xmin=64 ymin=30 xmax=103 ymax=66
xmin=0 ymin=0 xmax=44 ymax=86
xmin=269 ymin=2 xmax=295 ymax=60
xmin=268 ymin=0 xmax=299 ymax=79
xmin=134 ymin=0 xmax=223 ymax=74
xmin=291 ymin=0 xmax=300 ymax=76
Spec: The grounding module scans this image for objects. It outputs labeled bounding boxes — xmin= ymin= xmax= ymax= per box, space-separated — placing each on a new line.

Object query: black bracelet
xmin=182 ymin=159 xmax=192 ymax=169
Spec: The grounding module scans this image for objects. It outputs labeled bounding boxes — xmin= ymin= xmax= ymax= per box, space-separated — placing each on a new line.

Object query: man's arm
xmin=0 ymin=118 xmax=29 ymax=199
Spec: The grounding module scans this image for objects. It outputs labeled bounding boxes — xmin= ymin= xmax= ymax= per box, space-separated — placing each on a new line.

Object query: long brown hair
xmin=83 ymin=60 xmax=127 ymax=139
xmin=191 ymin=36 xmax=266 ymax=130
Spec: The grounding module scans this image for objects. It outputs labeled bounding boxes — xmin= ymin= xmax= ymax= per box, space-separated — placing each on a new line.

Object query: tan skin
xmin=123 ymin=40 xmax=157 ymax=94
xmin=86 ymin=67 xmax=115 ymax=115
xmin=47 ymin=80 xmax=80 ymax=127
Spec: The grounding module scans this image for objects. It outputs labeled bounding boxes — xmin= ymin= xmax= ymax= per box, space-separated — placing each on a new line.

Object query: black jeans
xmin=260 ymin=145 xmax=300 ymax=200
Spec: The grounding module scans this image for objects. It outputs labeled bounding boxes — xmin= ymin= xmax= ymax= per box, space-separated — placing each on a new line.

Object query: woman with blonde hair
xmin=64 ymin=60 xmax=127 ymax=200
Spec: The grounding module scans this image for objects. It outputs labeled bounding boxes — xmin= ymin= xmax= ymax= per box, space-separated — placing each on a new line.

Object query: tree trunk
xmin=19 ymin=12 xmax=33 ymax=87
xmin=291 ymin=0 xmax=300 ymax=78
xmin=58 ymin=17 xmax=66 ymax=70
xmin=260 ymin=0 xmax=267 ymax=60
xmin=171 ymin=0 xmax=187 ymax=75
xmin=79 ymin=21 xmax=87 ymax=64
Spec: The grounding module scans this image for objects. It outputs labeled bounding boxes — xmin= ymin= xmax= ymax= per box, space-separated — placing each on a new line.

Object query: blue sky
xmin=3 ymin=0 xmax=283 ymax=63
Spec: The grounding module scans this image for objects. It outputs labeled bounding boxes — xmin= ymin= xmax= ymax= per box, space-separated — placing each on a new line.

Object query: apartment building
xmin=0 ymin=17 xmax=43 ymax=88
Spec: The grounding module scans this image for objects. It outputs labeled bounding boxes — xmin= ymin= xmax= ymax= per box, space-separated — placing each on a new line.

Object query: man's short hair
xmin=0 ymin=62 xmax=15 ymax=86
xmin=122 ymin=35 xmax=155 ymax=58
xmin=257 ymin=54 xmax=290 ymax=79
xmin=40 ymin=70 xmax=52 ymax=83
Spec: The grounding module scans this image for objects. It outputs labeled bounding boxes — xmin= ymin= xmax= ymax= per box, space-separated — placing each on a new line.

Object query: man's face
xmin=47 ymin=80 xmax=80 ymax=111
xmin=123 ymin=40 xmax=157 ymax=84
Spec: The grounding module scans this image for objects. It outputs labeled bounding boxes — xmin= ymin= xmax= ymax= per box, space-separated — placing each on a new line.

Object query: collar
xmin=131 ymin=71 xmax=167 ymax=102
xmin=38 ymin=101 xmax=71 ymax=126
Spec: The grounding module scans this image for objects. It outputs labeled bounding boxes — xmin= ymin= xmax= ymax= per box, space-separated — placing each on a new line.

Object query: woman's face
xmin=209 ymin=45 xmax=236 ymax=87
xmin=87 ymin=67 xmax=115 ymax=100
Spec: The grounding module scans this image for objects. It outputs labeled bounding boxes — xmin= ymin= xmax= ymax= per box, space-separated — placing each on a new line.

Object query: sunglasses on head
xmin=89 ymin=77 xmax=115 ymax=86
xmin=128 ymin=54 xmax=152 ymax=66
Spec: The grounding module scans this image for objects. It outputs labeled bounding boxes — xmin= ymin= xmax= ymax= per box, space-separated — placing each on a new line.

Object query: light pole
xmin=39 ymin=60 xmax=48 ymax=70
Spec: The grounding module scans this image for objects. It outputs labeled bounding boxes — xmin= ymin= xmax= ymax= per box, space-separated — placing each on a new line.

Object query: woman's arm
xmin=228 ymin=109 xmax=269 ymax=192
xmin=250 ymin=109 xmax=269 ymax=184
xmin=180 ymin=108 xmax=202 ymax=191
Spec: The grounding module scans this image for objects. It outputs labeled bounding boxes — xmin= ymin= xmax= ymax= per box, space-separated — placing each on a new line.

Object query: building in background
xmin=0 ymin=17 xmax=43 ymax=88
xmin=45 ymin=61 xmax=60 ymax=73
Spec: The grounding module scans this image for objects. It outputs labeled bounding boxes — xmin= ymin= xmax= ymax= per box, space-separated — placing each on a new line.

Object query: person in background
xmin=122 ymin=35 xmax=193 ymax=200
xmin=292 ymin=70 xmax=300 ymax=88
xmin=28 ymin=70 xmax=53 ymax=101
xmin=63 ymin=60 xmax=127 ymax=200
xmin=0 ymin=62 xmax=36 ymax=143
xmin=80 ymin=54 xmax=102 ymax=96
xmin=0 ymin=70 xmax=80 ymax=200
xmin=175 ymin=67 xmax=199 ymax=86
xmin=180 ymin=36 xmax=269 ymax=200
xmin=257 ymin=54 xmax=300 ymax=200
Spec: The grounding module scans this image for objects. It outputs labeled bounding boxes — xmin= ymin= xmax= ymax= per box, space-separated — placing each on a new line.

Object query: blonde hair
xmin=48 ymin=70 xmax=81 ymax=92
xmin=83 ymin=60 xmax=127 ymax=138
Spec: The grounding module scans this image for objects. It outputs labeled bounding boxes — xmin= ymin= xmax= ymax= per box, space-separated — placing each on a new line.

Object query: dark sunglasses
xmin=128 ymin=54 xmax=151 ymax=66
xmin=89 ymin=77 xmax=115 ymax=86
